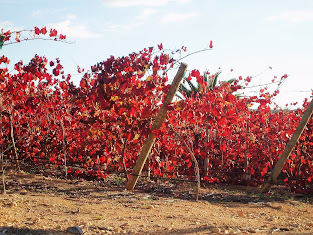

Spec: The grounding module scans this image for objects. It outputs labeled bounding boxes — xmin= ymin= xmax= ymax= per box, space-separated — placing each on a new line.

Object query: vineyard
xmin=0 ymin=27 xmax=313 ymax=196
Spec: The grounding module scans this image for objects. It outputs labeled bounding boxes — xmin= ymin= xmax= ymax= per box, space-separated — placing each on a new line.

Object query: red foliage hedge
xmin=0 ymin=45 xmax=312 ymax=194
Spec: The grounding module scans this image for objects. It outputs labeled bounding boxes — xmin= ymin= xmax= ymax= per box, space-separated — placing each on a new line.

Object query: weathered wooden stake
xmin=61 ymin=121 xmax=67 ymax=179
xmin=126 ymin=63 xmax=187 ymax=190
xmin=141 ymin=157 xmax=151 ymax=181
xmin=0 ymin=152 xmax=5 ymax=194
xmin=121 ymin=139 xmax=128 ymax=179
xmin=203 ymin=126 xmax=209 ymax=177
xmin=262 ymin=98 xmax=313 ymax=193
xmin=10 ymin=113 xmax=20 ymax=171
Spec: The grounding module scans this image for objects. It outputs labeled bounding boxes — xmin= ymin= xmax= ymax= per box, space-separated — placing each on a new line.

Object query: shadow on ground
xmin=4 ymin=171 xmax=313 ymax=207
xmin=0 ymin=226 xmax=66 ymax=235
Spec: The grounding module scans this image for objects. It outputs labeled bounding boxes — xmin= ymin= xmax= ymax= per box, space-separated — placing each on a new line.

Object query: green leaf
xmin=0 ymin=34 xmax=5 ymax=50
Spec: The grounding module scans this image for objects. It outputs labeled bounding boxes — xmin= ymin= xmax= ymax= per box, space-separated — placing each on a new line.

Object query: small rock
xmin=142 ymin=194 xmax=151 ymax=200
xmin=67 ymin=225 xmax=84 ymax=234
xmin=237 ymin=211 xmax=245 ymax=217
xmin=271 ymin=228 xmax=281 ymax=233
xmin=24 ymin=220 xmax=35 ymax=225
xmin=210 ymin=227 xmax=221 ymax=233
xmin=71 ymin=208 xmax=80 ymax=214
xmin=226 ymin=228 xmax=238 ymax=234
xmin=247 ymin=228 xmax=257 ymax=233
xmin=307 ymin=222 xmax=313 ymax=227
xmin=20 ymin=189 xmax=28 ymax=195
xmin=8 ymin=201 xmax=18 ymax=208
xmin=233 ymin=228 xmax=241 ymax=234
xmin=121 ymin=222 xmax=130 ymax=227
xmin=106 ymin=226 xmax=114 ymax=231
xmin=0 ymin=229 xmax=8 ymax=234
xmin=146 ymin=205 xmax=155 ymax=209
xmin=290 ymin=223 xmax=300 ymax=228
xmin=81 ymin=222 xmax=91 ymax=227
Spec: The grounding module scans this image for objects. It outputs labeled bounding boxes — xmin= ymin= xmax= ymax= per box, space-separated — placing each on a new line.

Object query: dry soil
xmin=0 ymin=172 xmax=313 ymax=235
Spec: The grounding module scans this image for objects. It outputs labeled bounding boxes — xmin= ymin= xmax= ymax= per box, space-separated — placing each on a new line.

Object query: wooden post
xmin=61 ymin=121 xmax=67 ymax=179
xmin=141 ymin=157 xmax=151 ymax=180
xmin=126 ymin=63 xmax=187 ymax=190
xmin=262 ymin=98 xmax=313 ymax=193
xmin=9 ymin=113 xmax=20 ymax=171
xmin=0 ymin=151 xmax=5 ymax=194
xmin=203 ymin=125 xmax=209 ymax=176
xmin=121 ymin=139 xmax=128 ymax=179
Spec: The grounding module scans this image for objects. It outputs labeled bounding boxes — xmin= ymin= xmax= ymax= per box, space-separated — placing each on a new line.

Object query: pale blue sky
xmin=1 ymin=0 xmax=313 ymax=107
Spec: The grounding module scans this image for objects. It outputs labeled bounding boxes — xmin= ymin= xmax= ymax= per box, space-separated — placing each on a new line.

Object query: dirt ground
xmin=0 ymin=172 xmax=313 ymax=235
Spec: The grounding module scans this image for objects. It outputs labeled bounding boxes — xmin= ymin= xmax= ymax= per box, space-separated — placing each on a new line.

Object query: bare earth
xmin=1 ymin=172 xmax=313 ymax=235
